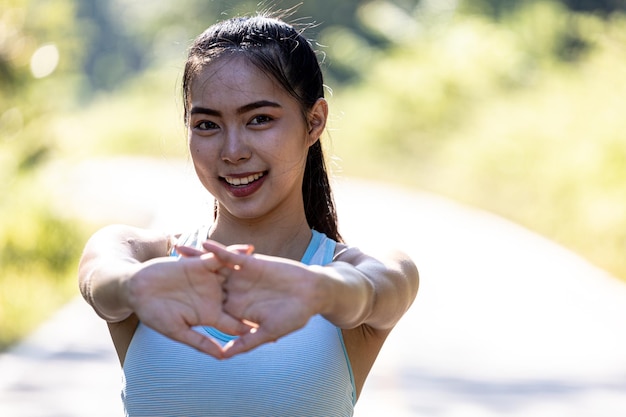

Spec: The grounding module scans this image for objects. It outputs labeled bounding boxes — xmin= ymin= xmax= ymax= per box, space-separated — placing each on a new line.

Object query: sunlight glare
xmin=30 ymin=43 xmax=59 ymax=79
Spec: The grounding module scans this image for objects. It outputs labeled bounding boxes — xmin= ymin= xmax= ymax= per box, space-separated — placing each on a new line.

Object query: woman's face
xmin=187 ymin=56 xmax=325 ymax=223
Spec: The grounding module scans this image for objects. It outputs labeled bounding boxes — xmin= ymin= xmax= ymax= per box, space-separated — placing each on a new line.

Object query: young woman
xmin=79 ymin=14 xmax=418 ymax=417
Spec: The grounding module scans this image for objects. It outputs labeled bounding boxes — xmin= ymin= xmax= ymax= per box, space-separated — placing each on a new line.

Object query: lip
xmin=221 ymin=171 xmax=267 ymax=198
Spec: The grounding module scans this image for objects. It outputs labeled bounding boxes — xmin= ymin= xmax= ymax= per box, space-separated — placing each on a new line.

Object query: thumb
xmin=221 ymin=327 xmax=275 ymax=358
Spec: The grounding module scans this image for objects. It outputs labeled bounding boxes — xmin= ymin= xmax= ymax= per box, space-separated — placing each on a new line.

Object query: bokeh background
xmin=1 ymin=0 xmax=625 ymax=352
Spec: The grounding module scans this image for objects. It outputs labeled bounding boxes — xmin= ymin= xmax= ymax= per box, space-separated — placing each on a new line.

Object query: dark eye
xmin=195 ymin=120 xmax=219 ymax=131
xmin=249 ymin=115 xmax=273 ymax=125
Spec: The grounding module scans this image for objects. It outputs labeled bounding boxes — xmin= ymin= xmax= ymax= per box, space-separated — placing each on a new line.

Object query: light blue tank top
xmin=122 ymin=229 xmax=356 ymax=417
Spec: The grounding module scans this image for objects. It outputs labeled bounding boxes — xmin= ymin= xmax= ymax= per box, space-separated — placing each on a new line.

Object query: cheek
xmin=189 ymin=137 xmax=214 ymax=158
xmin=189 ymin=143 xmax=215 ymax=175
xmin=189 ymin=144 xmax=201 ymax=163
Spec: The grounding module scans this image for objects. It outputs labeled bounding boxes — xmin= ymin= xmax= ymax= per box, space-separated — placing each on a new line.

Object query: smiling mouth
xmin=223 ymin=172 xmax=265 ymax=186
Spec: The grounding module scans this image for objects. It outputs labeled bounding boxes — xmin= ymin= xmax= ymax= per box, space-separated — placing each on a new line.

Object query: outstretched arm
xmin=316 ymin=245 xmax=419 ymax=331
xmin=201 ymin=241 xmax=419 ymax=358
xmin=78 ymin=224 xmax=172 ymax=322
xmin=78 ymin=224 xmax=251 ymax=359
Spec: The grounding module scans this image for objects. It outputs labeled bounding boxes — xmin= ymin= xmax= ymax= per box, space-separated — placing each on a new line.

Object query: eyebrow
xmin=190 ymin=100 xmax=281 ymax=117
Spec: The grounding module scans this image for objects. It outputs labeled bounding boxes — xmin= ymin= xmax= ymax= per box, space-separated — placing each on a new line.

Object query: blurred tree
xmin=0 ymin=0 xmax=91 ymax=349
xmin=460 ymin=0 xmax=519 ymax=17
xmin=1 ymin=0 xmax=81 ymax=175
xmin=463 ymin=0 xmax=626 ymax=16
xmin=562 ymin=0 xmax=626 ymax=14
xmin=75 ymin=0 xmax=145 ymax=92
xmin=106 ymin=0 xmax=422 ymax=84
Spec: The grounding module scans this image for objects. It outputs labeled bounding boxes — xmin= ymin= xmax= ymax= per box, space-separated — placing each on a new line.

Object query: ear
xmin=306 ymin=98 xmax=328 ymax=147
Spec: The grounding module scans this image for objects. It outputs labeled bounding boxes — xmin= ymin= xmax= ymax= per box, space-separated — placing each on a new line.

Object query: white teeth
xmin=225 ymin=172 xmax=263 ymax=186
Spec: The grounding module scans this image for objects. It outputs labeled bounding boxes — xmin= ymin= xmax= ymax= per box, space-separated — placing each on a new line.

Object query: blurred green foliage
xmin=332 ymin=1 xmax=626 ymax=282
xmin=1 ymin=0 xmax=626 ymax=349
xmin=1 ymin=0 xmax=88 ymax=350
xmin=0 ymin=178 xmax=86 ymax=349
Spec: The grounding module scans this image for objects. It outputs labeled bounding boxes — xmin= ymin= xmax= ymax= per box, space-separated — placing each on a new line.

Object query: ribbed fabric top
xmin=122 ymin=229 xmax=356 ymax=417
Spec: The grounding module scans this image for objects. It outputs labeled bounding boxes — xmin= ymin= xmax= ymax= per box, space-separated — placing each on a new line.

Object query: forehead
xmin=189 ymin=56 xmax=285 ymax=105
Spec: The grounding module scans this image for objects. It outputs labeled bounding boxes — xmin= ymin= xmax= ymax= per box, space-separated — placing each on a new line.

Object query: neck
xmin=208 ymin=208 xmax=313 ymax=261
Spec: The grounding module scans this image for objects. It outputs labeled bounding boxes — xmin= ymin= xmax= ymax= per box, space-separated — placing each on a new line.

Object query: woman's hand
xmin=200 ymin=241 xmax=324 ymax=358
xmin=126 ymin=251 xmax=252 ymax=359
xmin=167 ymin=240 xmax=418 ymax=360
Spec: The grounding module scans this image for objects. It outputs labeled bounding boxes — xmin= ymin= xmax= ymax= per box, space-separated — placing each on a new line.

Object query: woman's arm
xmin=78 ymin=225 xmax=251 ymax=359
xmin=315 ymin=245 xmax=419 ymax=331
xmin=78 ymin=224 xmax=172 ymax=322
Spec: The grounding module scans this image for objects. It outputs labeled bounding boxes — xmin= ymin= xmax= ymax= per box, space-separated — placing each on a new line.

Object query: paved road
xmin=1 ymin=157 xmax=626 ymax=416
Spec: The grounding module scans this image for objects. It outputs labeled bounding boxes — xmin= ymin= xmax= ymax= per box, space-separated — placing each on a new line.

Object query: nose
xmin=220 ymin=127 xmax=251 ymax=164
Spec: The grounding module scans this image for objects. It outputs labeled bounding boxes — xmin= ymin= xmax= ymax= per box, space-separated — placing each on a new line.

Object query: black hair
xmin=182 ymin=15 xmax=342 ymax=242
